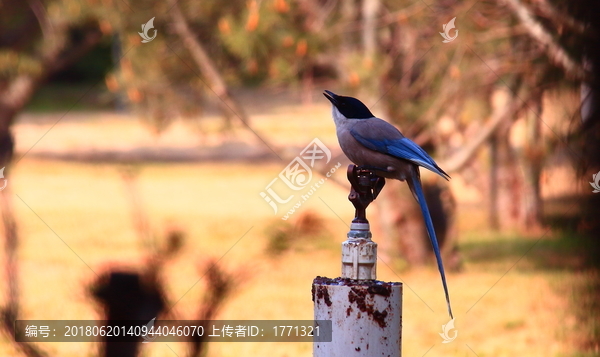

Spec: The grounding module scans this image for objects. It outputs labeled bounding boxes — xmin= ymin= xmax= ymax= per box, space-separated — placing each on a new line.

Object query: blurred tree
xmin=0 ymin=0 xmax=106 ymax=165
xmin=0 ymin=0 xmax=595 ymax=273
xmin=343 ymin=0 xmax=592 ymax=263
xmin=0 ymin=2 xmax=107 ymax=352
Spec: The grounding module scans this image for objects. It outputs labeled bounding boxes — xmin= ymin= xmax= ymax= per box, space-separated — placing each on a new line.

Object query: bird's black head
xmin=323 ymin=90 xmax=374 ymax=119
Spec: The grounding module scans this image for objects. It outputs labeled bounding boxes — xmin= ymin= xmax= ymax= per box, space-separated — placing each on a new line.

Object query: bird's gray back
xmin=348 ymin=117 xmax=406 ymax=141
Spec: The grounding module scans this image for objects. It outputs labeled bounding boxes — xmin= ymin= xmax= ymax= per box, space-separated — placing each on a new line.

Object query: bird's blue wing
xmin=387 ymin=138 xmax=450 ymax=180
xmin=350 ymin=125 xmax=449 ymax=180
xmin=351 ymin=133 xmax=388 ymax=152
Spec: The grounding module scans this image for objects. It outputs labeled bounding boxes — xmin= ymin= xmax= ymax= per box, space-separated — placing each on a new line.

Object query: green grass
xmin=25 ymin=84 xmax=115 ymax=113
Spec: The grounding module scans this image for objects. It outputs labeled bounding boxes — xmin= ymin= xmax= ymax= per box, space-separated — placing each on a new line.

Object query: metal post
xmin=313 ymin=165 xmax=402 ymax=357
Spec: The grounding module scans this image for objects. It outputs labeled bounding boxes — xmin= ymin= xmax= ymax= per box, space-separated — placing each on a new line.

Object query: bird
xmin=323 ymin=90 xmax=453 ymax=319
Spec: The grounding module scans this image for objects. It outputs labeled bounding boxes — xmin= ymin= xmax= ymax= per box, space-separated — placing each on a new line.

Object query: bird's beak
xmin=323 ymin=90 xmax=338 ymax=106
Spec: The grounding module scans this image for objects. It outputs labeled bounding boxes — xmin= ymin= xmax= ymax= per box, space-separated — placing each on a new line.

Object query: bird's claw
xmin=347 ymin=165 xmax=386 ymax=224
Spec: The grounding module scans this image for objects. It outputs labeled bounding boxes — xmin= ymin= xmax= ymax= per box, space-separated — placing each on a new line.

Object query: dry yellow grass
xmin=0 ymin=105 xmax=591 ymax=356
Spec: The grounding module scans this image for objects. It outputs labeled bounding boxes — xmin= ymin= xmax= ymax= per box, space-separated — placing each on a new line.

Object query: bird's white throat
xmin=331 ymin=106 xmax=347 ymax=127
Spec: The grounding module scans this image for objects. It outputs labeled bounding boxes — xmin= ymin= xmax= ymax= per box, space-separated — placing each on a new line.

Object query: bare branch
xmin=504 ymin=0 xmax=586 ymax=79
xmin=325 ymin=2 xmax=425 ymax=40
xmin=533 ymin=0 xmax=586 ymax=34
xmin=120 ymin=167 xmax=152 ymax=249
xmin=0 ymin=14 xmax=101 ymax=132
xmin=474 ymin=25 xmax=528 ymax=43
xmin=169 ymin=1 xmax=249 ymax=123
xmin=441 ymin=93 xmax=529 ymax=173
xmin=28 ymin=0 xmax=68 ymax=66
xmin=189 ymin=260 xmax=244 ymax=357
xmin=169 ymin=0 xmax=281 ymax=157
xmin=28 ymin=0 xmax=54 ymax=41
xmin=298 ymin=0 xmax=337 ymax=33
xmin=0 ymin=76 xmax=37 ymax=117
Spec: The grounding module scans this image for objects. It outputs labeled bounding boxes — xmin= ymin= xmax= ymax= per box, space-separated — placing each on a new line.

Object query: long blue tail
xmin=407 ymin=168 xmax=453 ymax=319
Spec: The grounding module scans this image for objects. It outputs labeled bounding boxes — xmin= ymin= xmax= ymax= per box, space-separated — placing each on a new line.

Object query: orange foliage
xmin=99 ymin=20 xmax=112 ymax=35
xmin=296 ymin=39 xmax=307 ymax=57
xmin=274 ymin=0 xmax=289 ymax=13
xmin=127 ymin=88 xmax=143 ymax=103
xmin=282 ymin=36 xmax=294 ymax=48
xmin=247 ymin=59 xmax=258 ymax=74
xmin=105 ymin=74 xmax=119 ymax=92
xmin=218 ymin=18 xmax=231 ymax=35
xmin=348 ymin=72 xmax=360 ymax=87
xmin=246 ymin=0 xmax=260 ymax=32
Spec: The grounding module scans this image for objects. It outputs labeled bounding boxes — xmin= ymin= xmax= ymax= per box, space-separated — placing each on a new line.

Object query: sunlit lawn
xmin=0 ymin=105 xmax=595 ymax=356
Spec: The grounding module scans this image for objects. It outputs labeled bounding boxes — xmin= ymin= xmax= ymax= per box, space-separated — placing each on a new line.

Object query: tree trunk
xmin=376 ymin=180 xmax=428 ymax=266
xmin=362 ymin=0 xmax=380 ymax=61
xmin=489 ymin=135 xmax=500 ymax=230
xmin=374 ymin=178 xmax=460 ymax=269
xmin=423 ymin=181 xmax=460 ymax=270
xmin=486 ymin=85 xmax=527 ymax=231
xmin=0 ymin=187 xmax=18 ymax=332
xmin=0 ymin=12 xmax=101 ymax=354
xmin=301 ymin=65 xmax=314 ymax=106
xmin=520 ymin=92 xmax=543 ymax=229
xmin=338 ymin=0 xmax=358 ymax=85
xmin=92 ymin=272 xmax=165 ymax=357
xmin=493 ymin=116 xmax=523 ymax=230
